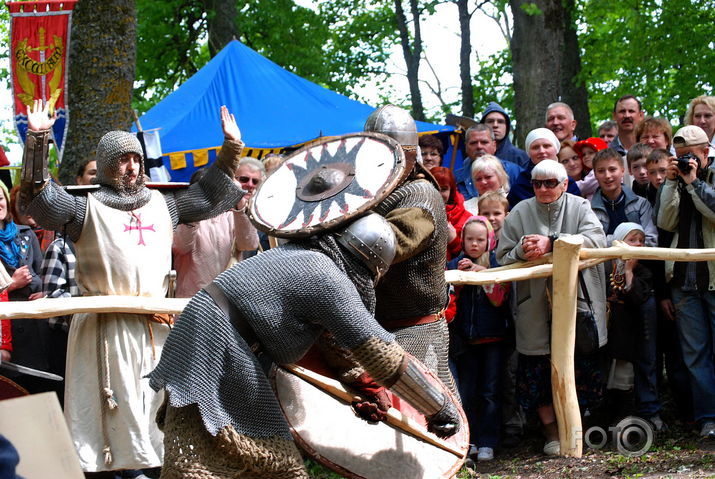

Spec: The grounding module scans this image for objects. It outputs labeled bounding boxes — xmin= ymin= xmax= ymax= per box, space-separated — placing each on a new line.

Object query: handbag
xmin=575 ymin=271 xmax=599 ymax=356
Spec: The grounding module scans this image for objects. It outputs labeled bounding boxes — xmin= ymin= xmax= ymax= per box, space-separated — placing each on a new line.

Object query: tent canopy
xmin=137 ymin=40 xmax=454 ymax=182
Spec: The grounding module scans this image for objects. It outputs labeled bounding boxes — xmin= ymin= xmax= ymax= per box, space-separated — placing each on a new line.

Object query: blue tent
xmin=137 ymin=40 xmax=454 ymax=182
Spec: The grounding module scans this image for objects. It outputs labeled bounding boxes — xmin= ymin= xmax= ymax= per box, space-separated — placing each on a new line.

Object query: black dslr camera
xmin=676 ymin=152 xmax=697 ymax=174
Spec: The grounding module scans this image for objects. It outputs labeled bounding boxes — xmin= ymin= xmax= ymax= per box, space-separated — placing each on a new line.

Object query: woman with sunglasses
xmin=496 ymin=159 xmax=607 ymax=456
xmin=507 ymin=128 xmax=581 ymax=209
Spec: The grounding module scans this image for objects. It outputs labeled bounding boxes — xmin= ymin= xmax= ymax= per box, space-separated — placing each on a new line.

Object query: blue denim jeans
xmin=633 ymin=297 xmax=661 ymax=417
xmin=671 ymin=288 xmax=715 ymax=422
xmin=453 ymin=341 xmax=504 ymax=448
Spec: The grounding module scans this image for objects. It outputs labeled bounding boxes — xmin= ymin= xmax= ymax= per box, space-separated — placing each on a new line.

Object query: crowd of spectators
xmin=425 ymin=93 xmax=715 ymax=462
xmin=1 ymin=93 xmax=714 ymax=473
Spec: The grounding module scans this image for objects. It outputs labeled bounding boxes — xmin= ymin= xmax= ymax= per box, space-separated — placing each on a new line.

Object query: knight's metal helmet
xmin=336 ymin=213 xmax=396 ymax=278
xmin=364 ymin=105 xmax=419 ymax=148
xmin=94 ymin=131 xmax=145 ymax=187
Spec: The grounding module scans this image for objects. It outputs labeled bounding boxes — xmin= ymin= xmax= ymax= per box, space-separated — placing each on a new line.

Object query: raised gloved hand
xmin=349 ymin=372 xmax=392 ymax=423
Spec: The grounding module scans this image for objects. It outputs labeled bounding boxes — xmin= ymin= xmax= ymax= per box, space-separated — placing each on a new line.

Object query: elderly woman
xmin=463 ymin=155 xmax=510 ymax=215
xmin=508 ymin=128 xmax=581 ymax=208
xmin=430 ymin=166 xmax=472 ymax=260
xmin=496 ymin=160 xmax=607 ymax=456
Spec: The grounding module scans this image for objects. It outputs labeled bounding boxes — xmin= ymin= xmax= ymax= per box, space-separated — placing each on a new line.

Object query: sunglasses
xmin=531 ymin=179 xmax=561 ymax=189
xmin=238 ymin=176 xmax=261 ymax=186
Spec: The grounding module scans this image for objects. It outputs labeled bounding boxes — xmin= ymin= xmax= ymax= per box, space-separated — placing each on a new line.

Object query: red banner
xmin=7 ymin=0 xmax=77 ymax=161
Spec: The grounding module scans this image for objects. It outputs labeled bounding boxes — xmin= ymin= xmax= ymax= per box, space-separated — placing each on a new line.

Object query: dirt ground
xmin=306 ymin=419 xmax=715 ymax=479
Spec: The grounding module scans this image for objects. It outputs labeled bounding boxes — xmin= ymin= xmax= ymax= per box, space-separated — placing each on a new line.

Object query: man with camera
xmin=655 ymin=125 xmax=715 ymax=439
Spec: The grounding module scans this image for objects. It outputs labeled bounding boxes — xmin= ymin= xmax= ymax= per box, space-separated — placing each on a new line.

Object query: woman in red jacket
xmin=430 ymin=166 xmax=473 ymax=261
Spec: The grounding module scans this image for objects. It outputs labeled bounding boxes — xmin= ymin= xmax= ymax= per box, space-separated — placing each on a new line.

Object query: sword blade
xmin=0 ymin=361 xmax=63 ymax=381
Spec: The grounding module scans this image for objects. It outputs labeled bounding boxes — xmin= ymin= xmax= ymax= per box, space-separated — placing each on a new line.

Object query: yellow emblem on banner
xmin=14 ymin=28 xmax=63 ymax=110
xmin=169 ymin=153 xmax=186 ymax=170
xmin=193 ymin=149 xmax=208 ymax=167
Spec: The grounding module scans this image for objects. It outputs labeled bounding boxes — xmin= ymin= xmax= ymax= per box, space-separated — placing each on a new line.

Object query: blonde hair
xmin=477 ymin=190 xmax=509 ymax=212
xmin=470 ymin=155 xmax=510 ymax=193
xmin=685 ymin=95 xmax=715 ymax=127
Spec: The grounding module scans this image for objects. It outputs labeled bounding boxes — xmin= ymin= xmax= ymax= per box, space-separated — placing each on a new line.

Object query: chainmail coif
xmin=148 ymin=241 xmax=395 ymax=439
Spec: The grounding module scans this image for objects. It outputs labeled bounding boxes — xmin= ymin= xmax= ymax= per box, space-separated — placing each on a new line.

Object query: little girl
xmin=447 ymin=216 xmax=510 ymax=462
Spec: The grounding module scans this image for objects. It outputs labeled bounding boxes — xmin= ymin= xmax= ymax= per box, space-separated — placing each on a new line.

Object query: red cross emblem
xmin=123 ymin=212 xmax=155 ymax=246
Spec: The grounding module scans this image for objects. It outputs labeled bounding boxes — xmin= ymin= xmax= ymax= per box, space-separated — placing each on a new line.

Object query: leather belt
xmin=380 ymin=310 xmax=446 ymax=330
xmin=203 ymin=283 xmax=261 ymax=352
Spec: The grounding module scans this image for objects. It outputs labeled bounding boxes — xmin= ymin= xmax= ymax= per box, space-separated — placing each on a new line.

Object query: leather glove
xmin=349 ymin=372 xmax=392 ymax=423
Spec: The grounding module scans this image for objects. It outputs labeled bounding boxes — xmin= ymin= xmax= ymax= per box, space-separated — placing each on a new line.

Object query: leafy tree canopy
xmin=134 ymin=0 xmax=398 ymax=114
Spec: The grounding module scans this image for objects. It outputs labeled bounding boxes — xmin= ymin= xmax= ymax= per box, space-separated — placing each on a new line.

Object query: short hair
xmin=477 ymin=190 xmax=509 ymax=212
xmin=465 ymin=123 xmax=495 ymax=142
xmin=598 ymin=120 xmax=617 ymax=133
xmin=470 ymin=155 xmax=510 ymax=193
xmin=531 ymin=159 xmax=567 ymax=182
xmin=635 ymin=117 xmax=672 ymax=147
xmin=613 ymin=95 xmax=642 ymax=112
xmin=646 ymin=148 xmax=671 ymax=167
xmin=559 ymin=139 xmax=576 ymax=151
xmin=592 ymin=148 xmax=623 ymax=170
xmin=237 ymin=157 xmax=266 ymax=178
xmin=418 ymin=134 xmax=444 ymax=156
xmin=75 ymin=157 xmax=95 ymax=180
xmin=684 ymin=95 xmax=715 ymax=127
xmin=545 ymin=102 xmax=574 ymax=122
xmin=626 ymin=143 xmax=653 ymax=168
xmin=262 ymin=154 xmax=285 ymax=175
xmin=429 ymin=166 xmax=457 ymax=204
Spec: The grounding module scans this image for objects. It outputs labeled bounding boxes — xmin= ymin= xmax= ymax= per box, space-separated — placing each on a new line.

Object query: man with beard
xmin=20 ymin=101 xmax=245 ymax=476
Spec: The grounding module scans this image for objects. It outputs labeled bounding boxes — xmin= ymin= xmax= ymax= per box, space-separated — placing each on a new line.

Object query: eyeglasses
xmin=238 ymin=176 xmax=261 ymax=185
xmin=531 ymin=179 xmax=561 ymax=189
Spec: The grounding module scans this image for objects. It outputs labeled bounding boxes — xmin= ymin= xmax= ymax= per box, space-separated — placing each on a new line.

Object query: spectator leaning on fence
xmin=654 ymin=125 xmax=715 ymax=439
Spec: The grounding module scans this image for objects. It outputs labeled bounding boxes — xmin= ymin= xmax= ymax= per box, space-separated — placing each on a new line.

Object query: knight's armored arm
xmin=350 ymin=337 xmax=460 ymax=438
xmin=20 ymin=129 xmax=51 ymax=207
xmin=166 ymin=139 xmax=245 ymax=227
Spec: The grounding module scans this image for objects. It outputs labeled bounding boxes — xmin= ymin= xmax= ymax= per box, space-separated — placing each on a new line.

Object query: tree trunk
xmin=509 ymin=0 xmax=590 ymax=145
xmin=457 ymin=0 xmax=474 ymax=118
xmin=394 ymin=0 xmax=425 ymax=121
xmin=61 ymin=0 xmax=136 ymax=184
xmin=203 ymin=0 xmax=239 ymax=57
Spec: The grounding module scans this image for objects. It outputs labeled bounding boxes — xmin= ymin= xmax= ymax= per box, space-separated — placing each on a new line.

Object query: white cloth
xmin=65 ymin=191 xmax=172 ymax=471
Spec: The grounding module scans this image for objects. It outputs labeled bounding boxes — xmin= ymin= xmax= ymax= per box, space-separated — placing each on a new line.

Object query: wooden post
xmin=551 ymin=235 xmax=583 ymax=457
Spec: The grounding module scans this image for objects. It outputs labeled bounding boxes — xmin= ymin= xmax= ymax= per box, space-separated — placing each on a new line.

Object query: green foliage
xmin=578 ymin=0 xmax=715 ymax=126
xmin=133 ymin=0 xmax=398 ymax=114
xmin=520 ymin=2 xmax=543 ymax=16
xmin=472 ymin=47 xmax=514 ymax=117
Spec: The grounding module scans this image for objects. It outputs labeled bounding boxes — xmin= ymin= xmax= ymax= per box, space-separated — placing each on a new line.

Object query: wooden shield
xmin=249 ymin=132 xmax=411 ymax=238
xmin=271 ymin=355 xmax=469 ymax=479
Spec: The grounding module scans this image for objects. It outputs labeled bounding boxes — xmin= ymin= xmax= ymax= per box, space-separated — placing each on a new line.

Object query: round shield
xmin=249 ymin=132 xmax=411 ymax=238
xmin=271 ymin=352 xmax=468 ymax=479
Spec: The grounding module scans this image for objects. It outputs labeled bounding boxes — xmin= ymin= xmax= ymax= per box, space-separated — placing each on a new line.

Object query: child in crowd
xmin=627 ymin=143 xmax=653 ymax=198
xmin=448 ymin=217 xmax=510 ymax=462
xmin=645 ymin=149 xmax=671 ymax=205
xmin=589 ymin=148 xmax=658 ymax=246
xmin=607 ymin=223 xmax=665 ymax=430
xmin=476 ymin=191 xmax=524 ymax=447
xmin=558 ymin=140 xmax=584 ymax=182
xmin=574 ymin=137 xmax=609 ymax=200
xmin=476 ymin=191 xmax=509 ymax=243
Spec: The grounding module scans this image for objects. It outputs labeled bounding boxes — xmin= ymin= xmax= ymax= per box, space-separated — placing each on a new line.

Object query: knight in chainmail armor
xmin=19 ymin=102 xmax=245 ymax=473
xmin=147 ymin=213 xmax=460 ymax=479
xmin=364 ymin=105 xmax=457 ymax=396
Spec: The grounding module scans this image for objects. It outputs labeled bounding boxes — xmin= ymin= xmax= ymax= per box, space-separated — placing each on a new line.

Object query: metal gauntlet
xmin=387 ymin=356 xmax=460 ymax=437
xmin=20 ymin=129 xmax=51 ymax=206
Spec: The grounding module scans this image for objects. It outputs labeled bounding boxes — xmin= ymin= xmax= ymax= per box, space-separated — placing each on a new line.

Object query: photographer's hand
xmin=680 ymin=158 xmax=699 ymax=185
xmin=665 ymin=157 xmax=679 ymax=181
